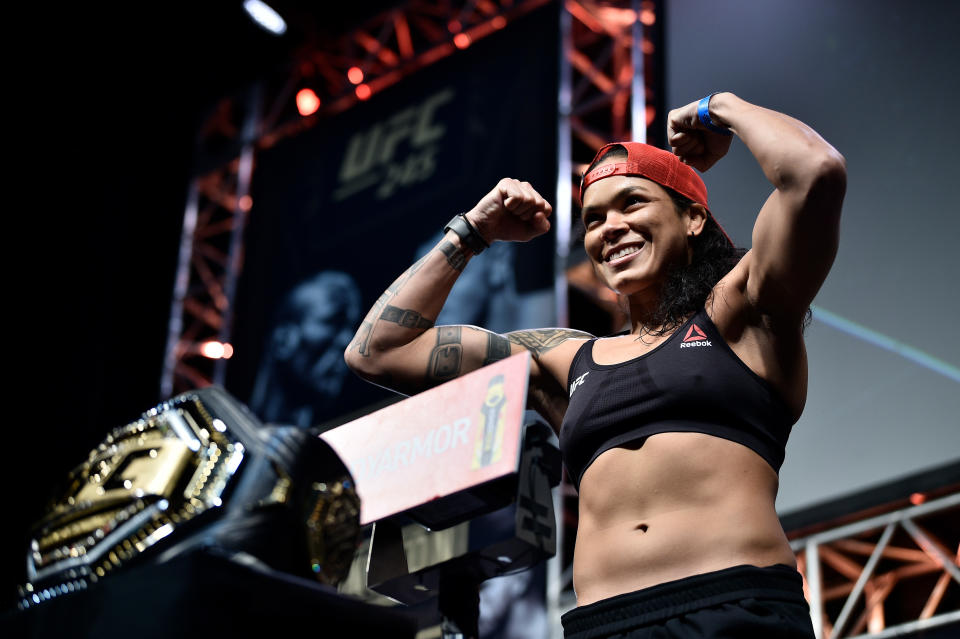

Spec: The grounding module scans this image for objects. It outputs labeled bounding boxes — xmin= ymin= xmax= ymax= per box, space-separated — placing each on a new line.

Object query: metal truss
xmin=557 ymin=0 xmax=662 ymax=337
xmin=161 ymin=0 xmax=557 ymax=397
xmin=791 ymin=490 xmax=960 ymax=639
xmin=161 ymin=0 xmax=661 ymax=390
xmin=261 ymin=0 xmax=554 ymax=145
xmin=550 ymin=2 xmax=663 ymax=627
xmin=161 ymin=86 xmax=260 ymax=398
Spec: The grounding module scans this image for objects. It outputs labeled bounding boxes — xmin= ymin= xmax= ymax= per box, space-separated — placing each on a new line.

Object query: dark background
xmin=10 ymin=1 xmax=403 ymax=606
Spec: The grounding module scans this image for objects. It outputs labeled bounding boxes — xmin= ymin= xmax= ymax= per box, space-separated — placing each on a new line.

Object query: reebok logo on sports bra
xmin=680 ymin=323 xmax=711 ymax=348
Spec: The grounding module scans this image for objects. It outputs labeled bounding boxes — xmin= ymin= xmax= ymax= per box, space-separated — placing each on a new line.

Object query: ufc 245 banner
xmin=228 ymin=3 xmax=560 ymax=430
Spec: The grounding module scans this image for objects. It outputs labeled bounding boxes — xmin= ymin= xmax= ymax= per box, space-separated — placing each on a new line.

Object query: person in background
xmin=252 ymin=270 xmax=361 ymax=428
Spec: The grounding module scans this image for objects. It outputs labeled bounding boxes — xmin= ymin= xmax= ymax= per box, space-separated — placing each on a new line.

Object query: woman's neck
xmin=625 ymin=291 xmax=664 ymax=337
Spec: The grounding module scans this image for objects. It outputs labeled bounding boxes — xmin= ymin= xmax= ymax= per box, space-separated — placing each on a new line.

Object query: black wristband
xmin=444 ymin=213 xmax=489 ymax=254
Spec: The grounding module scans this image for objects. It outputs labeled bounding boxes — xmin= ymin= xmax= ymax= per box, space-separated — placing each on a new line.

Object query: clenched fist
xmin=667 ymin=94 xmax=735 ymax=172
xmin=463 ymin=178 xmax=552 ymax=244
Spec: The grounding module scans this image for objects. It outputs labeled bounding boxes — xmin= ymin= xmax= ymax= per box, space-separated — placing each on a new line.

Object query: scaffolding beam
xmin=161 ymin=0 xmax=559 ymax=397
xmin=790 ymin=491 xmax=960 ymax=639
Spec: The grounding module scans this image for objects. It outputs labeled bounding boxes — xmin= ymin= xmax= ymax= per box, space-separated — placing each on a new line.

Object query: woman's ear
xmin=686 ymin=203 xmax=708 ymax=237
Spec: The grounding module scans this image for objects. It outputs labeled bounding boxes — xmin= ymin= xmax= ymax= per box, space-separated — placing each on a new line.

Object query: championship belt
xmin=18 ymin=386 xmax=361 ymax=610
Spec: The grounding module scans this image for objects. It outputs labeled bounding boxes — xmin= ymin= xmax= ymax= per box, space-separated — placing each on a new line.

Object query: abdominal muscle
xmin=572 ymin=431 xmax=796 ymax=607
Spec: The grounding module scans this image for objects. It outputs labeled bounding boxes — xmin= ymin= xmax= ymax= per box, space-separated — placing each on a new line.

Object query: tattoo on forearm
xmin=483 ymin=333 xmax=512 ymax=366
xmin=387 ymin=253 xmax=429 ymax=295
xmin=507 ymin=328 xmax=593 ymax=357
xmin=428 ymin=326 xmax=462 ymax=380
xmin=352 ymin=255 xmax=432 ymax=356
xmin=380 ymin=305 xmax=435 ymax=329
xmin=351 ymin=321 xmax=373 ymax=354
xmin=438 ymin=240 xmax=467 ymax=271
xmin=351 ymin=291 xmax=390 ymax=356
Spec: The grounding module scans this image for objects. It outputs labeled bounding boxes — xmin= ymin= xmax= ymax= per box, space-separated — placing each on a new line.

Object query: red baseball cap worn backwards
xmin=580 ymin=142 xmax=733 ymax=246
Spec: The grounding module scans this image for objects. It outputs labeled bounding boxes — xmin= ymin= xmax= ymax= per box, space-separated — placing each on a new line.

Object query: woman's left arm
xmin=669 ymin=92 xmax=847 ymax=322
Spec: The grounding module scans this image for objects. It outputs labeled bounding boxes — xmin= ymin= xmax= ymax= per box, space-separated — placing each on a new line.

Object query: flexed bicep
xmin=353 ymin=323 xmax=517 ymax=396
xmin=344 ymin=176 xmax=578 ymax=409
xmin=694 ymin=92 xmax=846 ymax=323
xmin=427 ymin=326 xmax=466 ymax=382
xmin=748 ymin=179 xmax=844 ymax=320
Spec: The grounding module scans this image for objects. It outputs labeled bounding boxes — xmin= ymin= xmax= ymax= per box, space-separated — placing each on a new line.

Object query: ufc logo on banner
xmin=335 ymin=87 xmax=455 ymax=201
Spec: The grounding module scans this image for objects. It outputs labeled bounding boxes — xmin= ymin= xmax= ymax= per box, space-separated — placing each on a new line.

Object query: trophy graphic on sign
xmin=472 ymin=374 xmax=506 ymax=469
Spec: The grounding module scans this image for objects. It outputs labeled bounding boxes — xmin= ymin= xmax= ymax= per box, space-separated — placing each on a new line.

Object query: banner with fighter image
xmin=227 ymin=3 xmax=560 ymax=431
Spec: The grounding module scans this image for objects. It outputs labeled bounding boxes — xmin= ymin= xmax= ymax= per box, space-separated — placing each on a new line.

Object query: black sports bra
xmin=559 ymin=308 xmax=796 ymax=489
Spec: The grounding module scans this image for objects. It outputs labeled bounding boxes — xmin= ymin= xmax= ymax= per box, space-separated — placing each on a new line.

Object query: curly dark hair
xmin=583 ymin=145 xmax=808 ymax=336
xmin=651 ymin=188 xmax=746 ymax=335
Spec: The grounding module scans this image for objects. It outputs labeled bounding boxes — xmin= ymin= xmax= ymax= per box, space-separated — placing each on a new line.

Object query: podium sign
xmin=321 ymin=353 xmax=531 ymax=525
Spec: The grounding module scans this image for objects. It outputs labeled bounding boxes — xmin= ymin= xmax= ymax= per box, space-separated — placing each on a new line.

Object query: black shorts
xmin=560 ymin=564 xmax=816 ymax=639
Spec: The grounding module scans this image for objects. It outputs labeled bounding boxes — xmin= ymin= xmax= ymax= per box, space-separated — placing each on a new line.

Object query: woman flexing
xmin=344 ymin=92 xmax=845 ymax=638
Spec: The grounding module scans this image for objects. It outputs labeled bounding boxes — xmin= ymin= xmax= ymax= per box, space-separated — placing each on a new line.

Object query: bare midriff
xmin=572 ymin=431 xmax=796 ymax=607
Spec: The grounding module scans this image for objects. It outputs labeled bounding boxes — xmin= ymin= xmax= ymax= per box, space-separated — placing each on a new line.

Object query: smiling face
xmin=581 ymin=171 xmax=706 ymax=298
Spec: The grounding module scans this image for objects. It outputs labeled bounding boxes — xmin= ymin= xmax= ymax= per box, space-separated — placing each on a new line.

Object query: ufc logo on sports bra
xmin=570 ymin=371 xmax=589 ymax=397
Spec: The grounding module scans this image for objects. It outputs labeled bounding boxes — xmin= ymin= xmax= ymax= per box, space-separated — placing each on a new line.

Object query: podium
xmin=7 ymin=547 xmax=419 ymax=637
xmin=322 ymin=352 xmax=562 ymax=638
xmin=11 ymin=354 xmax=559 ymax=639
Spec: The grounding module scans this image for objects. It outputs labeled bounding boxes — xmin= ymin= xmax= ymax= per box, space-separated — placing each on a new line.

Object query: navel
xmin=635 ymin=523 xmax=649 ymax=533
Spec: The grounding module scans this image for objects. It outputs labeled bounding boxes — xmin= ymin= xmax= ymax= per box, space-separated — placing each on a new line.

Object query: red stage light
xmin=238 ymin=195 xmax=253 ymax=212
xmin=200 ymin=341 xmax=234 ymax=360
xmin=909 ymin=492 xmax=926 ymax=505
xmin=295 ymin=88 xmax=320 ymax=116
xmin=640 ymin=9 xmax=656 ymax=26
xmin=356 ymin=84 xmax=372 ymax=100
xmin=492 ymin=16 xmax=506 ymax=30
xmin=448 ymin=19 xmax=462 ymax=33
xmin=347 ymin=66 xmax=364 ymax=84
xmin=453 ymin=33 xmax=471 ymax=49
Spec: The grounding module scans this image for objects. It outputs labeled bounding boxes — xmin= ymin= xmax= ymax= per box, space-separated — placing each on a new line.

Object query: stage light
xmin=909 ymin=492 xmax=927 ymax=505
xmin=355 ymin=84 xmax=372 ymax=100
xmin=448 ymin=19 xmax=462 ymax=33
xmin=296 ymin=88 xmax=321 ymax=116
xmin=242 ymin=0 xmax=287 ymax=35
xmin=640 ymin=8 xmax=656 ymax=26
xmin=492 ymin=16 xmax=507 ymax=30
xmin=453 ymin=33 xmax=471 ymax=49
xmin=200 ymin=341 xmax=234 ymax=360
xmin=347 ymin=66 xmax=364 ymax=85
xmin=238 ymin=195 xmax=253 ymax=212
xmin=595 ymin=6 xmax=635 ymax=28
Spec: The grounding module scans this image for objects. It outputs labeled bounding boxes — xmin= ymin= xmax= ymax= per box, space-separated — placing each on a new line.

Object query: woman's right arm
xmin=344 ymin=179 xmax=590 ymax=414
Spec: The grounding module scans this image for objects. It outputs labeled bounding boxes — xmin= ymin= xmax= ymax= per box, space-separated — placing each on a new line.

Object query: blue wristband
xmin=697 ymin=93 xmax=733 ymax=136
